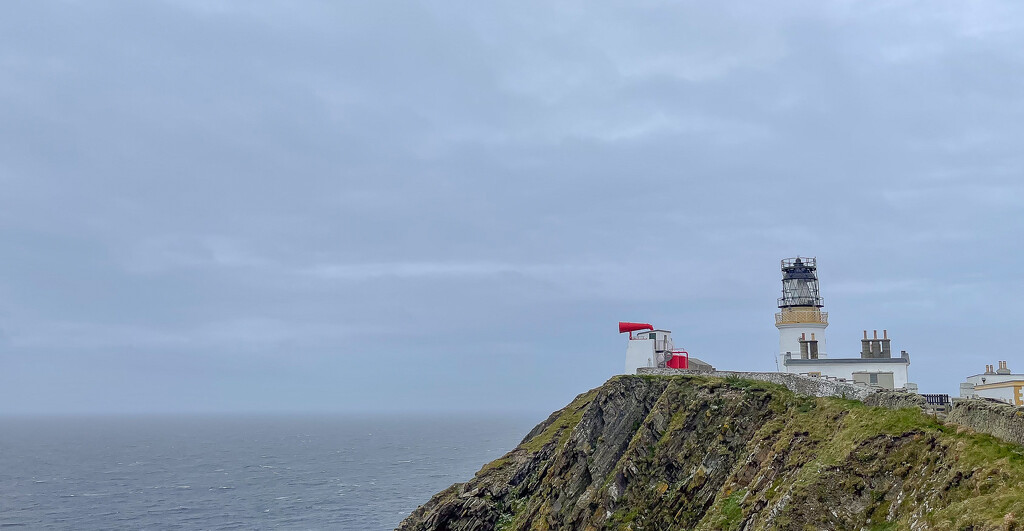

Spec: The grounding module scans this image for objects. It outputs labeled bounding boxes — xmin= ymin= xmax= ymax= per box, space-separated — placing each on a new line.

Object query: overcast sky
xmin=1 ymin=1 xmax=1022 ymax=416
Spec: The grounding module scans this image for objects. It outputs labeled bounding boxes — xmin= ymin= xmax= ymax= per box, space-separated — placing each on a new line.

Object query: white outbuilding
xmin=960 ymin=361 xmax=1024 ymax=405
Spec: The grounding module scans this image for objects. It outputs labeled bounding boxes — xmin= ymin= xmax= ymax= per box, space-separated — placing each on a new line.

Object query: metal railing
xmin=781 ymin=257 xmax=816 ymax=268
xmin=651 ymin=339 xmax=675 ymax=352
xmin=775 ymin=309 xmax=828 ymax=325
xmin=778 ymin=296 xmax=824 ymax=308
xmin=922 ymin=394 xmax=950 ymax=406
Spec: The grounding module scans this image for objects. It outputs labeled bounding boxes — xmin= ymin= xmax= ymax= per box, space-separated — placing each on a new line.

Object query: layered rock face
xmin=398 ymin=375 xmax=1024 ymax=531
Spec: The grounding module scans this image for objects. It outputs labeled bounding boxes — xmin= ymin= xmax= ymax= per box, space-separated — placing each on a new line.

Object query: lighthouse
xmin=775 ymin=257 xmax=828 ymax=368
xmin=774 ymin=257 xmax=915 ymax=390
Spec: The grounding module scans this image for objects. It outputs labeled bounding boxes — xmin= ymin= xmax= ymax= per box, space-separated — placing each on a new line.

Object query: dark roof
xmin=784 ymin=357 xmax=909 ymax=366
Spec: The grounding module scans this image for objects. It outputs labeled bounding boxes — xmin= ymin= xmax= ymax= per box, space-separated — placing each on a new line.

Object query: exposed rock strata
xmin=399 ymin=375 xmax=1024 ymax=531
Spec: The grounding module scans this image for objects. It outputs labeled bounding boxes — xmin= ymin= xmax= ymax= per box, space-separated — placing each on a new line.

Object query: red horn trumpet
xmin=618 ymin=321 xmax=654 ymax=339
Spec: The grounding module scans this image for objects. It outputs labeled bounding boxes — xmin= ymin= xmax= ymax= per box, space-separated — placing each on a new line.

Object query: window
xmin=869 ymin=373 xmax=878 ymax=384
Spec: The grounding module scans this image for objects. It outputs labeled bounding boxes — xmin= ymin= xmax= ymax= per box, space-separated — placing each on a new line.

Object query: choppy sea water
xmin=0 ymin=414 xmax=536 ymax=530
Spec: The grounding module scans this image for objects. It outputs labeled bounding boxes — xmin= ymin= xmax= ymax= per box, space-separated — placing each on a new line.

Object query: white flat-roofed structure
xmin=624 ymin=328 xmax=675 ymax=374
xmin=785 ymin=348 xmax=911 ymax=389
xmin=620 ymin=321 xmax=707 ymax=374
xmin=960 ymin=361 xmax=1024 ymax=405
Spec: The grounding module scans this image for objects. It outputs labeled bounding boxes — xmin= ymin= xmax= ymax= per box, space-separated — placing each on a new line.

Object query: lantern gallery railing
xmin=775 ymin=309 xmax=829 ymax=325
xmin=777 ymin=296 xmax=824 ymax=308
xmin=781 ymin=257 xmax=816 ymax=269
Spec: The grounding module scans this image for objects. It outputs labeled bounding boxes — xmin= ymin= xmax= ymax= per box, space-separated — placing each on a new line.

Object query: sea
xmin=0 ymin=414 xmax=538 ymax=530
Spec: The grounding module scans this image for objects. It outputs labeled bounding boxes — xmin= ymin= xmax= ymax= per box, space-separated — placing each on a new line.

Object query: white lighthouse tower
xmin=775 ymin=257 xmax=828 ymax=368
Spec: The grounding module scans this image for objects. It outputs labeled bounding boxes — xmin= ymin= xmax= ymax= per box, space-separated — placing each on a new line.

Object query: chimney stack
xmin=880 ymin=330 xmax=891 ymax=358
xmin=862 ymin=329 xmax=883 ymax=358
xmin=798 ymin=332 xmax=819 ymax=359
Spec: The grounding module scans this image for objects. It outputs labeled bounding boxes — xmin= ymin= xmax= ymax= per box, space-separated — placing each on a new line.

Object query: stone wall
xmin=863 ymin=390 xmax=928 ymax=410
xmin=947 ymin=399 xmax=1024 ymax=447
xmin=636 ymin=368 xmax=876 ymax=401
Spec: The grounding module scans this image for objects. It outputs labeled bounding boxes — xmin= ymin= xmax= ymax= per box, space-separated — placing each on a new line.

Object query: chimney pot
xmin=811 ymin=333 xmax=816 ymax=340
xmin=883 ymin=329 xmax=888 ymax=339
xmin=873 ymin=330 xmax=878 ymax=339
xmin=863 ymin=330 xmax=868 ymax=339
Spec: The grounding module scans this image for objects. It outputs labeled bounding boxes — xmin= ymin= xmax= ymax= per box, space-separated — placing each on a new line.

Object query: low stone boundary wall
xmin=636 ymin=368 xmax=876 ymax=401
xmin=863 ymin=390 xmax=928 ymax=410
xmin=947 ymin=399 xmax=1024 ymax=448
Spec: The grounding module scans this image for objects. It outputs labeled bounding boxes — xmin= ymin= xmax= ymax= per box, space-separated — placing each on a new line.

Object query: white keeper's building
xmin=960 ymin=361 xmax=1024 ymax=405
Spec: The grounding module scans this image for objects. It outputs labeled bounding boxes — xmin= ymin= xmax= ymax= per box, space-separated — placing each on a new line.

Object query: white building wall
xmin=972 ymin=384 xmax=1024 ymax=405
xmin=964 ymin=373 xmax=1020 ymax=386
xmin=785 ymin=360 xmax=910 ymax=389
xmin=777 ymin=323 xmax=828 ymax=368
xmin=960 ymin=368 xmax=1024 ymax=400
xmin=625 ymin=339 xmax=655 ymax=375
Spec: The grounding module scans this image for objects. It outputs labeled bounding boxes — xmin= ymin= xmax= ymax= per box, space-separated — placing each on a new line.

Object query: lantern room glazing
xmin=778 ymin=257 xmax=824 ymax=308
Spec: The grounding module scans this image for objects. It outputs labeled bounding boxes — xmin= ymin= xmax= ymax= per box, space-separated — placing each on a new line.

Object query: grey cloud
xmin=1 ymin=1 xmax=1023 ymax=414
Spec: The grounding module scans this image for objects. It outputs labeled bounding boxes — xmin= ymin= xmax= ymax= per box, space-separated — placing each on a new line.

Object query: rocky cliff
xmin=398 ymin=375 xmax=1024 ymax=531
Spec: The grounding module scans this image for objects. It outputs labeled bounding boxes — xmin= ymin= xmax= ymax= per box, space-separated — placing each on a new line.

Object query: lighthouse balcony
xmin=775 ymin=308 xmax=828 ymax=325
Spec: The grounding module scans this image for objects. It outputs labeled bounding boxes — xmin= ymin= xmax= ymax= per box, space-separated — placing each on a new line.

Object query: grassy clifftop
xmin=398 ymin=375 xmax=1024 ymax=531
